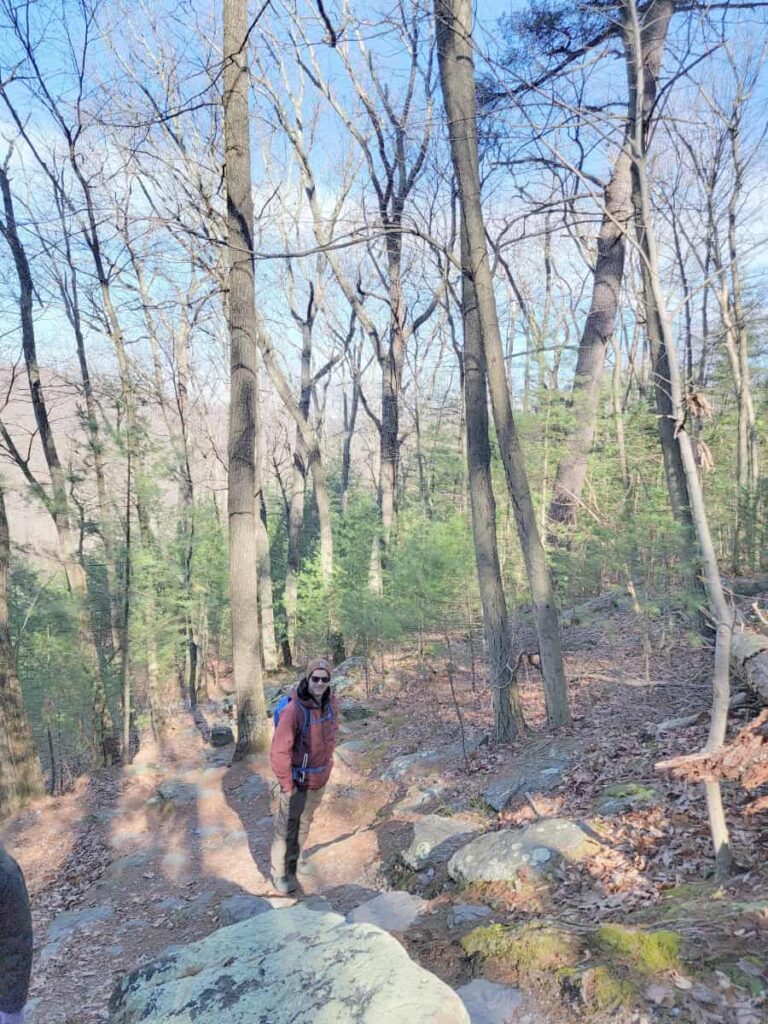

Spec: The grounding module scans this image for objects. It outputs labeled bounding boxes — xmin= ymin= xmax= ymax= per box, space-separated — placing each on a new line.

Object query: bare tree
xmin=457 ymin=231 xmax=525 ymax=741
xmin=0 ymin=157 xmax=114 ymax=757
xmin=623 ymin=0 xmax=732 ymax=877
xmin=435 ymin=0 xmax=570 ymax=727
xmin=223 ymin=0 xmax=267 ymax=756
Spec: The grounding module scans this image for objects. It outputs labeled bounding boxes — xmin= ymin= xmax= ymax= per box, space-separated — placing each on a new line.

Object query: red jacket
xmin=270 ymin=683 xmax=339 ymax=792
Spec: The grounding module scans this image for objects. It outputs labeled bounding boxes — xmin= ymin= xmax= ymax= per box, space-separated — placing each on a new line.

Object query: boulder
xmin=448 ymin=818 xmax=601 ymax=884
xmin=108 ymin=905 xmax=468 ymax=1023
xmin=331 ymin=656 xmax=367 ymax=693
xmin=483 ymin=753 xmax=569 ymax=811
xmin=382 ymin=749 xmax=445 ymax=781
xmin=401 ymin=816 xmax=478 ymax=870
xmin=595 ymin=782 xmax=659 ymax=816
xmin=392 ymin=784 xmax=449 ymax=815
xmin=347 ymin=891 xmax=427 ymax=932
xmin=335 ymin=740 xmax=368 ymax=767
xmin=210 ymin=725 xmax=234 ymax=748
xmin=339 ymin=699 xmax=373 ymax=721
xmin=217 ymin=893 xmax=272 ymax=926
xmin=447 ymin=904 xmax=493 ymax=929
xmin=456 ymin=979 xmax=528 ymax=1024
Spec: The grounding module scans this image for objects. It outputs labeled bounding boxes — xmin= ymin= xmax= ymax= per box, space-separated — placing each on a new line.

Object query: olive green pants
xmin=270 ymin=786 xmax=325 ymax=879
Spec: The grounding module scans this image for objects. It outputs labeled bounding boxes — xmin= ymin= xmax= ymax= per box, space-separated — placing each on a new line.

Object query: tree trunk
xmin=0 ymin=478 xmax=44 ymax=816
xmin=254 ymin=383 xmax=279 ymax=671
xmin=548 ymin=149 xmax=632 ymax=531
xmin=624 ymin=0 xmax=732 ymax=877
xmin=461 ymin=227 xmax=525 ymax=741
xmin=284 ymin=334 xmax=312 ymax=664
xmin=726 ymin=117 xmax=758 ymax=572
xmin=549 ymin=0 xmax=672 ymax=535
xmin=224 ymin=0 xmax=267 ymax=758
xmin=435 ymin=0 xmax=570 ymax=727
xmin=340 ymin=379 xmax=359 ymax=516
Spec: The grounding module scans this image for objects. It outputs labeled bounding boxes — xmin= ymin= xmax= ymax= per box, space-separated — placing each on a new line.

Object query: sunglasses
xmin=310 ymin=674 xmax=330 ymax=683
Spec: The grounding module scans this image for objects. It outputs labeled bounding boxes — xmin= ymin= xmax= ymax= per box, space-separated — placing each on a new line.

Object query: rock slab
xmin=483 ymin=752 xmax=569 ymax=811
xmin=401 ymin=816 xmax=478 ymax=870
xmin=456 ymin=980 xmax=526 ymax=1024
xmin=108 ymin=905 xmax=468 ymax=1023
xmin=347 ymin=890 xmax=427 ymax=932
xmin=448 ymin=818 xmax=600 ymax=884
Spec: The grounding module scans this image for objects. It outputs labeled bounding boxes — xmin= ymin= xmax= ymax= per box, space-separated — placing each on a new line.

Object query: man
xmin=0 ymin=843 xmax=32 ymax=1024
xmin=270 ymin=657 xmax=339 ymax=894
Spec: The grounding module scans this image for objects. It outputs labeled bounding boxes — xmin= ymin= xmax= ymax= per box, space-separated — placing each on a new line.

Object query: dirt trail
xmin=3 ymin=700 xmax=398 ymax=1024
xmin=4 ymin=605 xmax=767 ymax=1024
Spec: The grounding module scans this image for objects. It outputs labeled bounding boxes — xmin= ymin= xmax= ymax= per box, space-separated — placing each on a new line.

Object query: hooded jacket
xmin=0 ymin=845 xmax=33 ymax=1015
xmin=270 ymin=658 xmax=339 ymax=793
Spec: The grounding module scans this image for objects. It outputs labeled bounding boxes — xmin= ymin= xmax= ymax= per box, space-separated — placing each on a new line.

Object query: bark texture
xmin=435 ymin=0 xmax=569 ymax=727
xmin=223 ymin=0 xmax=267 ymax=757
xmin=461 ymin=228 xmax=525 ymax=741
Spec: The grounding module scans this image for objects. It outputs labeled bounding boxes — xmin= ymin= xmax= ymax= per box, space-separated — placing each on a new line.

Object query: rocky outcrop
xmin=109 ymin=904 xmax=469 ymax=1023
xmin=483 ymin=748 xmax=570 ymax=811
xmin=400 ymin=815 xmax=478 ymax=870
xmin=448 ymin=818 xmax=601 ymax=884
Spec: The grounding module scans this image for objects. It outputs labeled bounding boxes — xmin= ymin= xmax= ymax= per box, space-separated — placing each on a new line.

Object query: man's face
xmin=308 ymin=669 xmax=330 ymax=700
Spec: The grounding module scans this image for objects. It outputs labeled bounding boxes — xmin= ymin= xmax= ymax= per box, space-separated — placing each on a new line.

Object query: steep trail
xmin=3 ymin=601 xmax=768 ymax=1023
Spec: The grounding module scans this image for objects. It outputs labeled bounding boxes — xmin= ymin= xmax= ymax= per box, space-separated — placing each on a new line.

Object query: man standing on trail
xmin=270 ymin=657 xmax=339 ymax=894
xmin=0 ymin=843 xmax=33 ymax=1024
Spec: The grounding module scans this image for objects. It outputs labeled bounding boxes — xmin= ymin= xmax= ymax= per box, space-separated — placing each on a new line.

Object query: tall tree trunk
xmin=224 ymin=0 xmax=267 ymax=757
xmin=284 ymin=333 xmax=312 ymax=664
xmin=250 ymin=324 xmax=338 ymax=652
xmin=624 ymin=1 xmax=696 ymax=543
xmin=173 ymin=317 xmax=204 ymax=704
xmin=726 ymin=117 xmax=758 ymax=571
xmin=435 ymin=0 xmax=570 ymax=727
xmin=254 ymin=385 xmax=279 ymax=671
xmin=461 ymin=228 xmax=525 ymax=741
xmin=549 ymin=0 xmax=672 ymax=534
xmin=548 ymin=148 xmax=632 ymax=531
xmin=0 ymin=478 xmax=44 ymax=816
xmin=56 ymin=223 xmax=119 ymax=657
xmin=340 ymin=377 xmax=359 ymax=516
xmin=623 ymin=0 xmax=732 ymax=877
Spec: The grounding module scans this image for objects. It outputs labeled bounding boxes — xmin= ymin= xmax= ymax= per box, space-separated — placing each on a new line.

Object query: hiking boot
xmin=271 ymin=874 xmax=297 ymax=895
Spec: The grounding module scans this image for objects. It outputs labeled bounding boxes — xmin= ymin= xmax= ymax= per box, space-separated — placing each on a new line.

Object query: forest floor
xmin=2 ymin=596 xmax=768 ymax=1024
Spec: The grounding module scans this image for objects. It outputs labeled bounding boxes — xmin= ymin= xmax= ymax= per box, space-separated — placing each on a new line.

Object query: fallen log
xmin=730 ymin=631 xmax=768 ymax=703
xmin=656 ymin=709 xmax=768 ymax=815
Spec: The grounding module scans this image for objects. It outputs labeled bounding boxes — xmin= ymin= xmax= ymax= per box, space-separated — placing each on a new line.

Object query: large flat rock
xmin=483 ymin=751 xmax=570 ymax=811
xmin=448 ymin=818 xmax=601 ymax=884
xmin=347 ymin=890 xmax=427 ymax=932
xmin=109 ymin=905 xmax=468 ymax=1023
xmin=401 ymin=815 xmax=479 ymax=870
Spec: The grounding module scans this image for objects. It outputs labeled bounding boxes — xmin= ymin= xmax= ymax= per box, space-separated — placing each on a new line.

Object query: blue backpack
xmin=273 ymin=694 xmax=310 ymax=734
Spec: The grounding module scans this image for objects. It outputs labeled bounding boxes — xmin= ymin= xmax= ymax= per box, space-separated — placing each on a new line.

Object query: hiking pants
xmin=270 ymin=786 xmax=325 ymax=878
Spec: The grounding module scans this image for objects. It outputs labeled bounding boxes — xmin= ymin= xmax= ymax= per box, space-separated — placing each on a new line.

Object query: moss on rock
xmin=579 ymin=966 xmax=638 ymax=1012
xmin=595 ymin=923 xmax=682 ymax=975
xmin=461 ymin=922 xmax=582 ymax=984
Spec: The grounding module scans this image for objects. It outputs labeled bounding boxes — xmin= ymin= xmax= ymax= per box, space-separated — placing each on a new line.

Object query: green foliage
xmin=292 ymin=489 xmax=476 ymax=660
xmin=594 ymin=924 xmax=682 ymax=975
xmin=10 ymin=564 xmax=95 ymax=769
